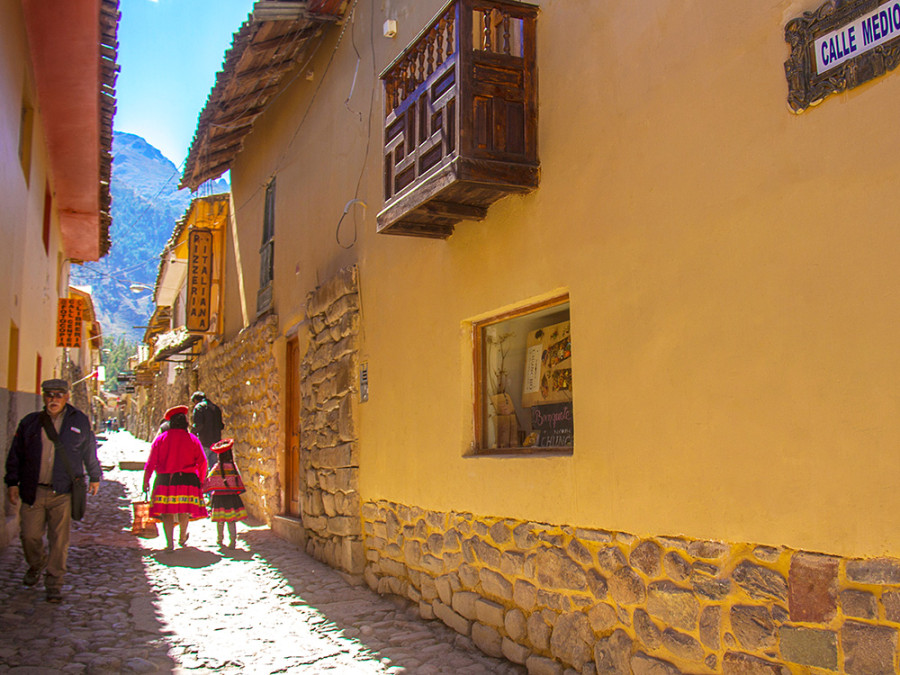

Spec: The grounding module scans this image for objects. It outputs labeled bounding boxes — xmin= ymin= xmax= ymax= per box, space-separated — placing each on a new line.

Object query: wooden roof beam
xmin=209 ymin=105 xmax=265 ymax=127
xmin=235 ymin=58 xmax=298 ymax=82
xmin=248 ymin=24 xmax=320 ymax=53
xmin=196 ymin=143 xmax=244 ymax=166
xmin=205 ymin=125 xmax=254 ymax=147
xmin=215 ymin=83 xmax=282 ymax=115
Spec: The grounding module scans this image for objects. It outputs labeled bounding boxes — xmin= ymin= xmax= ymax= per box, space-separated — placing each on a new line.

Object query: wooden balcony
xmin=377 ymin=0 xmax=538 ymax=238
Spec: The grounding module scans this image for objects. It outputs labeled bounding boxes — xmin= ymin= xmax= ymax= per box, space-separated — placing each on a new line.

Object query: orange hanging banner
xmin=56 ymin=298 xmax=83 ymax=348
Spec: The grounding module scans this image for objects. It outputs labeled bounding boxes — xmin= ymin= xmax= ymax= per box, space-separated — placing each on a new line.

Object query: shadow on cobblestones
xmin=1 ymin=432 xmax=525 ymax=673
xmin=0 ymin=475 xmax=180 ymax=673
xmin=151 ymin=548 xmax=222 ymax=568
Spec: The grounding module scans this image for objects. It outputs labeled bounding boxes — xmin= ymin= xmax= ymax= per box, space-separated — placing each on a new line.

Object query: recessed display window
xmin=473 ymin=295 xmax=573 ymax=453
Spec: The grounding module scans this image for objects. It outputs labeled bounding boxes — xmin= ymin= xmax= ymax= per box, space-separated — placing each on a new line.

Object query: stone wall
xmin=135 ymin=366 xmax=191 ymax=439
xmin=61 ymin=361 xmax=89 ymax=422
xmin=362 ymin=500 xmax=900 ymax=674
xmin=299 ymin=265 xmax=363 ymax=576
xmin=195 ymin=314 xmax=282 ymax=524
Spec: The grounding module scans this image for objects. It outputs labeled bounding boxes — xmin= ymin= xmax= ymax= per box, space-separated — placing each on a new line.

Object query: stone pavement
xmin=0 ymin=431 xmax=524 ymax=674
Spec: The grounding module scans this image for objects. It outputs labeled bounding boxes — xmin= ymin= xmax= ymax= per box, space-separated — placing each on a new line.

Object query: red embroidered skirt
xmin=150 ymin=472 xmax=208 ymax=520
xmin=209 ymin=493 xmax=247 ymax=522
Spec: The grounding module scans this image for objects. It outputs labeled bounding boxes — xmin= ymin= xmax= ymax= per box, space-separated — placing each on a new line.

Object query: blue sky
xmin=115 ymin=0 xmax=256 ymax=166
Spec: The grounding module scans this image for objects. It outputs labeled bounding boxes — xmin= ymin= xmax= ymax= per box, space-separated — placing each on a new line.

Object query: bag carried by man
xmin=40 ymin=413 xmax=87 ymax=521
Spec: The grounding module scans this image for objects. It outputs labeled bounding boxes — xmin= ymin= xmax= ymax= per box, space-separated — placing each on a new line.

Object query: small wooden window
xmin=19 ymin=101 xmax=34 ymax=183
xmin=42 ymin=183 xmax=52 ymax=254
xmin=473 ymin=295 xmax=573 ymax=454
xmin=258 ymin=179 xmax=276 ymax=314
xmin=35 ymin=353 xmax=42 ymax=395
xmin=8 ymin=322 xmax=19 ymax=392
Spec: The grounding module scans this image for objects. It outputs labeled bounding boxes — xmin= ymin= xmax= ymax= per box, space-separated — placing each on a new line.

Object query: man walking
xmin=5 ymin=379 xmax=101 ymax=602
xmin=191 ymin=391 xmax=224 ymax=468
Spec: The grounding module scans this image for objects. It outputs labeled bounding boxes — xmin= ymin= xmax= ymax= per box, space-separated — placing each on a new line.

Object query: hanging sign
xmin=786 ymin=0 xmax=900 ymax=112
xmin=530 ymin=401 xmax=574 ymax=448
xmin=815 ymin=0 xmax=900 ymax=73
xmin=186 ymin=228 xmax=213 ymax=332
xmin=56 ymin=298 xmax=83 ymax=348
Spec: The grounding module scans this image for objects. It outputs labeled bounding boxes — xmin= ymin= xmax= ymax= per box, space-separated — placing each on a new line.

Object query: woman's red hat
xmin=211 ymin=438 xmax=234 ymax=454
xmin=164 ymin=405 xmax=189 ymax=420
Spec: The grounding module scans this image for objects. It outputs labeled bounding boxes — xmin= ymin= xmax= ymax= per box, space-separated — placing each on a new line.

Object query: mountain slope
xmin=71 ymin=131 xmax=227 ymax=341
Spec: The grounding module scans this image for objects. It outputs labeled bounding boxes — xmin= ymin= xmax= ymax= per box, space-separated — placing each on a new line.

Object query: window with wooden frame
xmin=257 ymin=178 xmax=276 ymax=315
xmin=42 ymin=182 xmax=52 ymax=254
xmin=19 ymin=97 xmax=34 ymax=183
xmin=8 ymin=322 xmax=19 ymax=393
xmin=473 ymin=294 xmax=573 ymax=453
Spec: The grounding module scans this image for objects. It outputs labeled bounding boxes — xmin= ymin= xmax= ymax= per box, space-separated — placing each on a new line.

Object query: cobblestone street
xmin=0 ymin=432 xmax=523 ymax=674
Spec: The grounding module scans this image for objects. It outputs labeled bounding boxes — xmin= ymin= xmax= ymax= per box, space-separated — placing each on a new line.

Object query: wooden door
xmin=285 ymin=336 xmax=301 ymax=517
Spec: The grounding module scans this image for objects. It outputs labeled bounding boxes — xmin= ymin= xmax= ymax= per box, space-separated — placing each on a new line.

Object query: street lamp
xmin=129 ymin=283 xmax=154 ymax=294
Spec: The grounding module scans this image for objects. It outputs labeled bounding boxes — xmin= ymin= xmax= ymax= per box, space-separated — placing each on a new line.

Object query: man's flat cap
xmin=41 ymin=379 xmax=69 ymax=393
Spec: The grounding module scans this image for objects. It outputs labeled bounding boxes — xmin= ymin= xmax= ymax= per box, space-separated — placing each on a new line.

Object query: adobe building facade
xmin=183 ymin=1 xmax=900 ymax=671
xmin=0 ymin=1 xmax=117 ymax=549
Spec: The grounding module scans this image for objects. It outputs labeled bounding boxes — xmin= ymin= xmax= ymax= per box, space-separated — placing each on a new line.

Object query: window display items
xmin=522 ymin=320 xmax=572 ymax=408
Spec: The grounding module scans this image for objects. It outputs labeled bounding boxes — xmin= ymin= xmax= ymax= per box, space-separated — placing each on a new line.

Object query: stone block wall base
xmin=337 ymin=570 xmax=366 ymax=587
xmin=362 ymin=499 xmax=900 ymax=674
xmin=272 ymin=515 xmax=307 ymax=549
xmin=305 ymin=531 xmax=366 ymax=576
xmin=194 ymin=315 xmax=282 ymax=524
xmin=298 ymin=265 xmax=363 ymax=578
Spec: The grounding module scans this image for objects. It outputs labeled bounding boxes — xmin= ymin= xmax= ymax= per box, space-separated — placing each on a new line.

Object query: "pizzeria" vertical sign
xmin=186 ymin=229 xmax=213 ymax=332
xmin=56 ymin=298 xmax=83 ymax=347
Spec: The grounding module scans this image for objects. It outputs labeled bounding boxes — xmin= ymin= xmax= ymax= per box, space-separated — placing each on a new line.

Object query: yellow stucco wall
xmin=0 ymin=0 xmax=69 ymax=394
xmin=232 ymin=1 xmax=900 ymax=559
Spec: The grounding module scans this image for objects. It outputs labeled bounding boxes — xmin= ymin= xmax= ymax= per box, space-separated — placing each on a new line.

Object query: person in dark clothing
xmin=4 ymin=379 xmax=101 ymax=602
xmin=190 ymin=391 xmax=223 ymax=468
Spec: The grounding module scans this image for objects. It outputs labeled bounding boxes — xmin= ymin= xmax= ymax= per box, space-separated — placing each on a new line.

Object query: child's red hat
xmin=211 ymin=438 xmax=234 ymax=454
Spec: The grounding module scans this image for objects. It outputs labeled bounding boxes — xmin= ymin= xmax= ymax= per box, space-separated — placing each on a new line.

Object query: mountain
xmin=70 ymin=131 xmax=228 ymax=342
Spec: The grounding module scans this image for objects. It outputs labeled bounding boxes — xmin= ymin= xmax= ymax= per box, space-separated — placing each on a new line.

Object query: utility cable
xmin=336 ymin=0 xmax=376 ymax=250
xmin=231 ymin=0 xmax=360 ymax=220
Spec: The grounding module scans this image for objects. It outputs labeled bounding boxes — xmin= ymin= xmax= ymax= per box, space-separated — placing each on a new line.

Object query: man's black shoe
xmin=23 ymin=566 xmax=43 ymax=586
xmin=46 ymin=588 xmax=62 ymax=603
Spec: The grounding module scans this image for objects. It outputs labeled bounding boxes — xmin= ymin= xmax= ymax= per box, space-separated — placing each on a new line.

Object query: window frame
xmin=19 ymin=99 xmax=34 ymax=184
xmin=472 ymin=293 xmax=573 ymax=456
xmin=257 ymin=178 xmax=276 ymax=315
xmin=42 ymin=182 xmax=52 ymax=254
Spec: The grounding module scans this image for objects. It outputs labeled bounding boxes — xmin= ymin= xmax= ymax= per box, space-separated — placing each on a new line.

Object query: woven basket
xmin=131 ymin=500 xmax=159 ymax=538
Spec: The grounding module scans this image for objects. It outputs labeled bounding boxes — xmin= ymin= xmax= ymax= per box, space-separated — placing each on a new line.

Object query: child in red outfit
xmin=203 ymin=438 xmax=247 ymax=549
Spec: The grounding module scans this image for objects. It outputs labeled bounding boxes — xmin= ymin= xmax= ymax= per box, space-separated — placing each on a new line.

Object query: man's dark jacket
xmin=5 ymin=404 xmax=102 ymax=506
xmin=191 ymin=399 xmax=223 ymax=447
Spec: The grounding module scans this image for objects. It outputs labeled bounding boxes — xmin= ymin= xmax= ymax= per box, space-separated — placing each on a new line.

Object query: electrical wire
xmin=280 ymin=0 xmax=360 ymax=163
xmin=336 ymin=0 xmax=377 ymax=250
xmin=77 ymin=152 xmax=190 ymax=280
xmin=230 ymin=0 xmax=362 ymax=221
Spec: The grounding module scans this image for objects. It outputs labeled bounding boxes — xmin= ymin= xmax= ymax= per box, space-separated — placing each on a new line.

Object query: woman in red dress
xmin=143 ymin=405 xmax=208 ymax=551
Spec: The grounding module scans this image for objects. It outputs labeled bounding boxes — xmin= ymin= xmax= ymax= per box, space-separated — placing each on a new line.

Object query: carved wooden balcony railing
xmin=377 ymin=0 xmax=538 ymax=238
